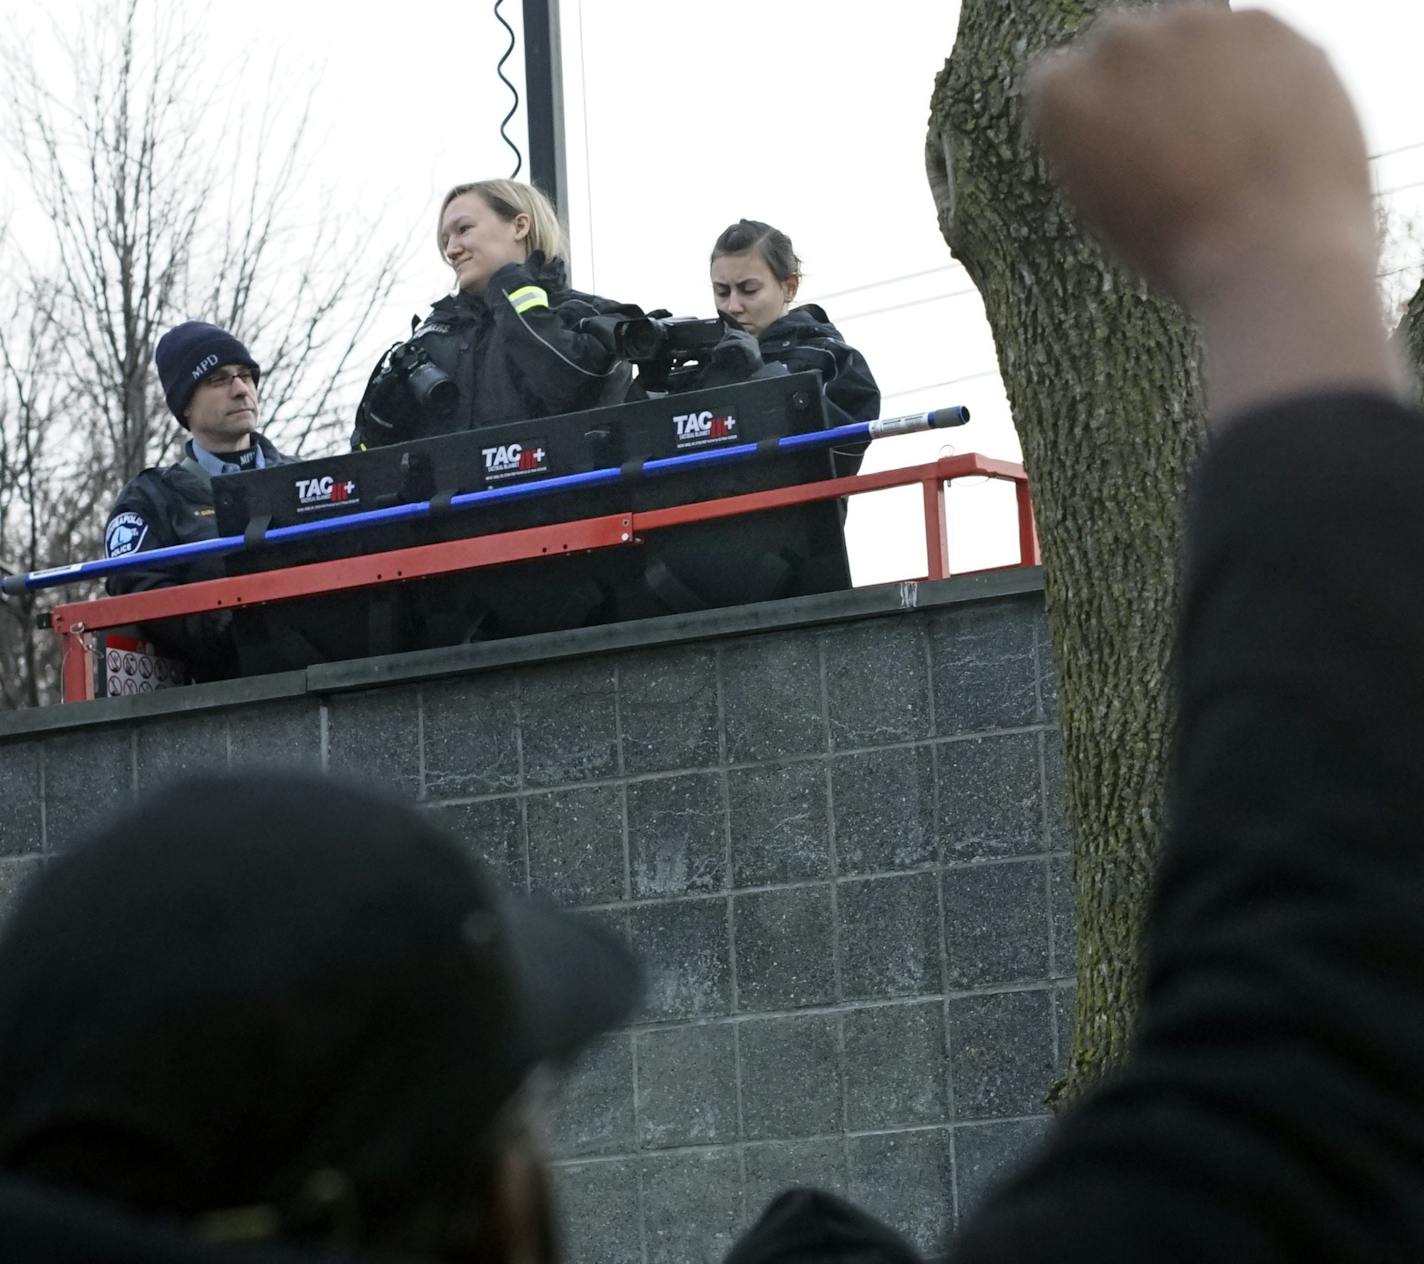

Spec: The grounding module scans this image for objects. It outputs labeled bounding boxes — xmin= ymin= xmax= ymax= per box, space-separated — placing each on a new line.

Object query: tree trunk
xmin=1396 ymin=280 xmax=1424 ymax=406
xmin=927 ymin=0 xmax=1210 ymax=1100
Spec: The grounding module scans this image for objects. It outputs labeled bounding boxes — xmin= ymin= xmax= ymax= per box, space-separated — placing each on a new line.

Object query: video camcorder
xmin=612 ymin=314 xmax=731 ymax=392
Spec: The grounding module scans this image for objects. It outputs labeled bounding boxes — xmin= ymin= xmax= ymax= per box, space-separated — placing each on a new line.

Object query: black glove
xmin=576 ymin=314 xmax=623 ymax=356
xmin=484 ymin=251 xmax=547 ymax=305
xmin=701 ymin=325 xmax=765 ymax=385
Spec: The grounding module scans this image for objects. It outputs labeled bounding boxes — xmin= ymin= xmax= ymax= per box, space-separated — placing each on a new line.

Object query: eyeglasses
xmin=201 ymin=368 xmax=257 ymax=390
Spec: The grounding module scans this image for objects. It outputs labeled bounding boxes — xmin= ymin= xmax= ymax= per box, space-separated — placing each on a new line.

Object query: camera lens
xmin=617 ymin=317 xmax=665 ymax=363
xmin=406 ymin=361 xmax=457 ymax=416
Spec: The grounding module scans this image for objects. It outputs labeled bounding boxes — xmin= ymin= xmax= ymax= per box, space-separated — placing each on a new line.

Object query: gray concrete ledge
xmin=0 ymin=568 xmax=1042 ymax=742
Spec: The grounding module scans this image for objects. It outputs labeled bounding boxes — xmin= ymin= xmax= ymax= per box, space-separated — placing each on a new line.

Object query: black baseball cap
xmin=0 ymin=772 xmax=639 ymax=1232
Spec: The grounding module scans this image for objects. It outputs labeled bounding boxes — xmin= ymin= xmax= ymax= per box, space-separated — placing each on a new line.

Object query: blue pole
xmin=2 ymin=407 xmax=969 ymax=595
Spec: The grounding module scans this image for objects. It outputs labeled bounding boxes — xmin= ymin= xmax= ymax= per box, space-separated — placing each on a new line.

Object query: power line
xmin=844 ymin=215 xmax=1424 ymax=327
xmin=812 ymin=138 xmax=1424 ymax=326
xmin=838 ymin=285 xmax=981 ymax=324
xmin=882 ymin=368 xmax=1002 ymax=402
xmin=1372 ymin=140 xmax=1424 ymax=162
xmin=1376 ymin=177 xmax=1424 ymax=201
xmin=1379 ymin=258 xmax=1424 ymax=281
xmin=815 ymin=263 xmax=964 ymax=303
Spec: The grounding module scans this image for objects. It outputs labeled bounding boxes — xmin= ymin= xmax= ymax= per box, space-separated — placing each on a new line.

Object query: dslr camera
xmin=356 ymin=341 xmax=458 ymax=439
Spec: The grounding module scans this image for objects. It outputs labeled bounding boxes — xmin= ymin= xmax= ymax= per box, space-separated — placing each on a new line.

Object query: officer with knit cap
xmin=153 ymin=321 xmax=262 ymax=438
xmin=102 ymin=320 xmax=294 ymax=680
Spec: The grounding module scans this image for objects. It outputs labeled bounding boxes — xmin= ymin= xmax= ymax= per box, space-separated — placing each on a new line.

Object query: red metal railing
xmin=48 ymin=453 xmax=1038 ymax=703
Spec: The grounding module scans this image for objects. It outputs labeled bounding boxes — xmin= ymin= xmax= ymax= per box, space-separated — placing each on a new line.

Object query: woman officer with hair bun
xmin=354 ymin=179 xmax=640 ymax=447
xmin=710 ymin=218 xmax=880 ymax=475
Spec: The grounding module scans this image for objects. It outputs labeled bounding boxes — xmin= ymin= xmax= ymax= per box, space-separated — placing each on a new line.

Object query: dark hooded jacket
xmin=352 ymin=252 xmax=641 ymax=448
xmin=0 ymin=1178 xmax=362 ymax=1264
xmin=102 ymin=433 xmax=293 ymax=679
xmin=0 ymin=1180 xmax=921 ymax=1264
xmin=724 ymin=1188 xmax=922 ymax=1263
xmin=756 ymin=304 xmax=880 ymax=477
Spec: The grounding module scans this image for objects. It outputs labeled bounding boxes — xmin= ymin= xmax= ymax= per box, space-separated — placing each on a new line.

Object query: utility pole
xmin=523 ymin=0 xmax=570 ymax=250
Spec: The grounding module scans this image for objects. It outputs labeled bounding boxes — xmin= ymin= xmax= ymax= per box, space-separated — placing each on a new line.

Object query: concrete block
xmin=421 ymin=674 xmax=521 ymax=797
xmin=839 ymin=872 xmax=942 ymax=1000
xmin=620 ymin=644 xmax=721 ymax=775
xmin=521 ymin=660 xmax=619 ymax=787
xmin=629 ymin=773 xmax=727 ymax=898
xmin=636 ymin=1022 xmax=739 ymax=1149
xmin=743 ymin=1138 xmax=848 ymax=1222
xmin=425 ymin=796 xmax=527 ymax=891
xmin=848 ymin=1127 xmax=954 ymax=1254
xmin=721 ymin=633 xmax=825 ymax=764
xmin=554 ymin=1160 xmax=642 ymax=1264
xmin=43 ymin=728 xmax=132 ymax=851
xmin=943 ymin=860 xmax=1050 ymax=990
xmin=134 ymin=713 xmax=228 ymax=790
xmin=226 ymin=699 xmax=321 ymax=773
xmin=844 ymin=1001 xmax=948 ymax=1130
xmin=734 ymin=885 xmax=836 ymax=1012
xmin=551 ymin=1032 xmax=636 ymax=1159
xmin=824 ymin=617 xmax=931 ymax=749
xmin=729 ymin=762 xmax=830 ymax=887
xmin=738 ymin=1012 xmax=842 ymax=1141
xmin=954 ymin=1117 xmax=1053 ymax=1223
xmin=629 ymin=898 xmax=732 ymax=1021
xmin=527 ymin=785 xmax=626 ymax=907
xmin=938 ymin=733 xmax=1044 ymax=863
xmin=325 ymin=688 xmax=420 ymax=798
xmin=0 ymin=743 xmax=43 ymax=858
xmin=641 ymin=1148 xmax=743 ymax=1264
xmin=947 ymin=990 xmax=1056 ymax=1120
xmin=930 ymin=596 xmax=1039 ymax=735
xmin=833 ymin=745 xmax=936 ymax=876
xmin=1049 ymin=852 xmax=1076 ymax=979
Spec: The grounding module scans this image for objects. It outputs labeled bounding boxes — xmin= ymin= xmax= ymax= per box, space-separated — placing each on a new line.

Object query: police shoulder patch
xmin=105 ymin=512 xmax=150 ymax=558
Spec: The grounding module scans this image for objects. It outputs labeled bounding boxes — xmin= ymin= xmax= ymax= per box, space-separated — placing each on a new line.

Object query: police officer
xmin=710 ymin=219 xmax=880 ymax=478
xmin=352 ymin=179 xmax=641 ymax=448
xmin=103 ymin=321 xmax=292 ymax=680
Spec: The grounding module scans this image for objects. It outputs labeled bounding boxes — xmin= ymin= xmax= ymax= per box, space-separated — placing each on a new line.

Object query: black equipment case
xmin=213 ymin=372 xmax=850 ymax=672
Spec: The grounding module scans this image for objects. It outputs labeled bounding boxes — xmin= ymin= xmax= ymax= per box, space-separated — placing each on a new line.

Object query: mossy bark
xmin=1396 ymin=281 xmax=1424 ymax=406
xmin=927 ymin=0 xmax=1210 ymax=1102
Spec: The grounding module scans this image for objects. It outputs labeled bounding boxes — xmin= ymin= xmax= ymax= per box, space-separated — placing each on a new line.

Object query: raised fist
xmin=1029 ymin=8 xmax=1373 ymax=310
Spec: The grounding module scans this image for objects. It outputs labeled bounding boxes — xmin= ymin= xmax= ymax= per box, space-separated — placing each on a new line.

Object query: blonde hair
xmin=437 ymin=180 xmax=565 ymax=261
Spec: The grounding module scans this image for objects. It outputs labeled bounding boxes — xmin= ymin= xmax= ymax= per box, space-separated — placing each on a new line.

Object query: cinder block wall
xmin=0 ymin=572 xmax=1072 ymax=1259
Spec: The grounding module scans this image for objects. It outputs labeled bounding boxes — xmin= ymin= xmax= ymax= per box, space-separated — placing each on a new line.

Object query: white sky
xmin=4 ymin=0 xmax=1422 ymax=581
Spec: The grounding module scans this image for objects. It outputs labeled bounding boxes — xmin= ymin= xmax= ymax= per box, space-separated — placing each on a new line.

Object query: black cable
xmin=493 ymin=0 xmax=523 ymax=179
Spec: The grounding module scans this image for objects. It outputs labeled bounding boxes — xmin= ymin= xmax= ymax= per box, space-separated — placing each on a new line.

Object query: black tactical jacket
xmin=756 ymin=304 xmax=881 ymax=478
xmin=352 ymin=253 xmax=641 ymax=448
xmin=102 ymin=434 xmax=292 ymax=678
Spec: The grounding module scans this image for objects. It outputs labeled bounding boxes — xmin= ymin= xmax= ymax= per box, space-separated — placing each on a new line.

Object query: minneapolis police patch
xmin=105 ymin=512 xmax=149 ymax=558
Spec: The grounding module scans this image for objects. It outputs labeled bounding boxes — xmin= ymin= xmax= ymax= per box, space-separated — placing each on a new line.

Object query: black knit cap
xmin=154 ymin=321 xmax=261 ymax=425
xmin=0 ymin=772 xmax=639 ymax=1229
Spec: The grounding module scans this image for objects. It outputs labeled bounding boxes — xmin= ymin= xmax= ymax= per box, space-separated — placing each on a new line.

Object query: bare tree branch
xmin=0 ymin=0 xmax=410 ymax=707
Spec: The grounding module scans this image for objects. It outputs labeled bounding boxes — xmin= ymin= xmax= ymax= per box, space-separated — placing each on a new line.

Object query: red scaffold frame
xmin=48 ymin=453 xmax=1039 ymax=703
